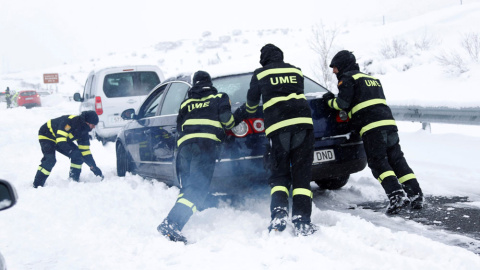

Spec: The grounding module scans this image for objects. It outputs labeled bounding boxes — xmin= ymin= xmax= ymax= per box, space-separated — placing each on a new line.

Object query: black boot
xmin=69 ymin=168 xmax=81 ymax=182
xmin=157 ymin=219 xmax=187 ymax=243
xmin=268 ymin=208 xmax=288 ymax=232
xmin=33 ymin=170 xmax=48 ymax=188
xmin=402 ymin=179 xmax=424 ymax=209
xmin=386 ymin=190 xmax=410 ymax=214
xmin=292 ymin=220 xmax=318 ymax=236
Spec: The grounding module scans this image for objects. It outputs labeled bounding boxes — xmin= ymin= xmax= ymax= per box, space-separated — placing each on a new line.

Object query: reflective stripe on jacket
xmin=177 ymin=90 xmax=234 ymax=147
xmin=246 ymin=63 xmax=313 ymax=137
xmin=38 ymin=114 xmax=96 ymax=167
xmin=327 ymin=71 xmax=397 ymax=136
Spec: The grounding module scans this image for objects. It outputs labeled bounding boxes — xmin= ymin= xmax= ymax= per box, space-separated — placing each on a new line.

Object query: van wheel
xmin=315 ymin=175 xmax=349 ymax=190
xmin=116 ymin=143 xmax=129 ymax=177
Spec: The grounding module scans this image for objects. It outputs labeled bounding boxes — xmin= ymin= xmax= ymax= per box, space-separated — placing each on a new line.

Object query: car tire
xmin=116 ymin=143 xmax=129 ymax=177
xmin=315 ymin=175 xmax=349 ymax=190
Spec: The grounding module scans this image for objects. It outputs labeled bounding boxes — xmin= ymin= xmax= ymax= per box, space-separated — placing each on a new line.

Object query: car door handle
xmin=127 ymin=99 xmax=136 ymax=104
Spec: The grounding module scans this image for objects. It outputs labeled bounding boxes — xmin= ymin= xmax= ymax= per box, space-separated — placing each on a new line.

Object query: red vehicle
xmin=17 ymin=90 xmax=41 ymax=108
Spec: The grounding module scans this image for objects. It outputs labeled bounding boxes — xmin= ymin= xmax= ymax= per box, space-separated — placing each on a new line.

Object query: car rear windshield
xmin=103 ymin=71 xmax=160 ymax=98
xmin=212 ymin=73 xmax=329 ymax=105
xmin=20 ymin=91 xmax=37 ymax=96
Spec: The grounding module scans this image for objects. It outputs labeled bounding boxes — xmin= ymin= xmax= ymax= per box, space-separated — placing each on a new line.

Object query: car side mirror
xmin=0 ymin=179 xmax=17 ymax=211
xmin=121 ymin=108 xmax=136 ymax=120
xmin=73 ymin=93 xmax=83 ymax=102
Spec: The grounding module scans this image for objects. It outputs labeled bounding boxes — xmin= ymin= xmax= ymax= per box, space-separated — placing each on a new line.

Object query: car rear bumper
xmin=209 ymin=141 xmax=367 ymax=192
xmin=94 ymin=124 xmax=123 ymax=139
xmin=312 ymin=141 xmax=367 ymax=181
xmin=210 ymin=156 xmax=270 ymax=193
xmin=18 ymin=101 xmax=41 ymax=107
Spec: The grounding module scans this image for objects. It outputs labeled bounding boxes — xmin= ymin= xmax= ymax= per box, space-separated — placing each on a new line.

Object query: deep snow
xmin=1 ymin=0 xmax=480 ymax=269
xmin=1 ymin=91 xmax=480 ymax=269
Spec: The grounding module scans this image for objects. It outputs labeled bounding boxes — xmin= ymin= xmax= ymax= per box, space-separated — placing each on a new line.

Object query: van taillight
xmin=227 ymin=118 xmax=265 ymax=138
xmin=95 ymin=96 xmax=103 ymax=115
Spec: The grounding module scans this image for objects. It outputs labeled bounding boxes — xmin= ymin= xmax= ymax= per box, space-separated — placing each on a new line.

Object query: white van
xmin=73 ymin=65 xmax=165 ymax=143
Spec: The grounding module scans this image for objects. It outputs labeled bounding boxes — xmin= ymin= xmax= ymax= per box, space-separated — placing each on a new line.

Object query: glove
xmin=91 ymin=166 xmax=104 ymax=180
xmin=233 ymin=103 xmax=248 ymax=125
xmin=322 ymin=92 xmax=335 ymax=108
xmin=322 ymin=92 xmax=335 ymax=100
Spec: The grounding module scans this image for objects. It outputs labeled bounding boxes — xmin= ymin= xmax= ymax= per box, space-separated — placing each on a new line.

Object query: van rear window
xmin=103 ymin=72 xmax=160 ymax=98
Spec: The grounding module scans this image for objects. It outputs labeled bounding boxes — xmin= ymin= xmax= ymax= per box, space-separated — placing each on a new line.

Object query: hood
xmin=259 ymin=44 xmax=284 ymax=67
xmin=330 ymin=50 xmax=359 ymax=79
xmin=188 ymin=70 xmax=218 ymax=99
xmin=81 ymin=110 xmax=99 ymax=125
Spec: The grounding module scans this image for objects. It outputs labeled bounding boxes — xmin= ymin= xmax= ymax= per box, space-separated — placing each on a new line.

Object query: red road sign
xmin=43 ymin=73 xmax=59 ymax=84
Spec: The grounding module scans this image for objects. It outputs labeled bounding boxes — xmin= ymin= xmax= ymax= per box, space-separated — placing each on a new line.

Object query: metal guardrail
xmin=390 ymin=105 xmax=480 ymax=127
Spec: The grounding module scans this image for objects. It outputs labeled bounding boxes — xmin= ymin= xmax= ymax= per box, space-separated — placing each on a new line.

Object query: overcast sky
xmin=0 ymin=0 xmax=465 ymax=74
xmin=0 ymin=0 xmax=325 ymax=73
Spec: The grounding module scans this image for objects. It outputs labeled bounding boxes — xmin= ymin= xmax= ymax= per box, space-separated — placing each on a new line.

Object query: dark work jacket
xmin=246 ymin=61 xmax=313 ymax=138
xmin=176 ymin=84 xmax=234 ymax=148
xmin=327 ymin=70 xmax=397 ymax=137
xmin=38 ymin=114 xmax=97 ymax=167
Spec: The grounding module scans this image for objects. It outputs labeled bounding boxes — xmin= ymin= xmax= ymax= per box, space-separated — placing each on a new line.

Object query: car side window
xmin=304 ymin=77 xmax=328 ymax=94
xmin=139 ymin=84 xmax=167 ymax=118
xmin=159 ymin=82 xmax=189 ymax=115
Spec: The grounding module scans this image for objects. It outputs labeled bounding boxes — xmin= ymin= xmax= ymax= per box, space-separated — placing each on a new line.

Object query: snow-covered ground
xmin=1 ymin=0 xmax=480 ymax=269
xmin=1 ymin=92 xmax=480 ymax=269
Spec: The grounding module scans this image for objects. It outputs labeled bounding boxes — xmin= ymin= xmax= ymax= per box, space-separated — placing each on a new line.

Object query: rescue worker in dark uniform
xmin=246 ymin=44 xmax=316 ymax=236
xmin=5 ymin=87 xmax=12 ymax=109
xmin=157 ymin=70 xmax=236 ymax=243
xmin=33 ymin=110 xmax=104 ymax=188
xmin=324 ymin=50 xmax=424 ymax=214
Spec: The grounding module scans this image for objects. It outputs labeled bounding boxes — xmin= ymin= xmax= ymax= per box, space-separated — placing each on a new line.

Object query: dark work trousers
xmin=269 ymin=129 xmax=314 ymax=223
xmin=33 ymin=137 xmax=83 ymax=187
xmin=362 ymin=129 xmax=418 ymax=195
xmin=166 ymin=141 xmax=218 ymax=230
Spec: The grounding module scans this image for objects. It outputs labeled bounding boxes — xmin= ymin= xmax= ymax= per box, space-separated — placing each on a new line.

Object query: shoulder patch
xmin=338 ymin=81 xmax=343 ymax=86
xmin=65 ymin=124 xmax=71 ymax=131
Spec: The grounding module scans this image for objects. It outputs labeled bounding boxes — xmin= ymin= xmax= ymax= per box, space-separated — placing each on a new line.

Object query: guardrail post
xmin=422 ymin=122 xmax=431 ymax=132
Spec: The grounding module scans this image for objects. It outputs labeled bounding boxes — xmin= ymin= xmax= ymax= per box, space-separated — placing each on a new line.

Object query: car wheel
xmin=315 ymin=175 xmax=349 ymax=190
xmin=116 ymin=143 xmax=129 ymax=177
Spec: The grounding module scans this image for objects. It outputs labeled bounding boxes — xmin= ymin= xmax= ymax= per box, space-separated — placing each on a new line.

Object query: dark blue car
xmin=116 ymin=72 xmax=367 ymax=193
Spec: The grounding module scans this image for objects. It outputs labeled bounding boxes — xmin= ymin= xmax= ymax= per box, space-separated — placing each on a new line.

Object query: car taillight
xmin=227 ymin=118 xmax=265 ymax=138
xmin=95 ymin=96 xmax=103 ymax=115
xmin=336 ymin=110 xmax=349 ymax=122
xmin=230 ymin=121 xmax=249 ymax=137
xmin=251 ymin=119 xmax=265 ymax=132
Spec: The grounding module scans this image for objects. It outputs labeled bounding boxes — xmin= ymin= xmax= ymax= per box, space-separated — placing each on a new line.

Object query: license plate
xmin=109 ymin=116 xmax=126 ymax=124
xmin=313 ymin=149 xmax=335 ymax=163
xmin=26 ymin=97 xmax=33 ymax=100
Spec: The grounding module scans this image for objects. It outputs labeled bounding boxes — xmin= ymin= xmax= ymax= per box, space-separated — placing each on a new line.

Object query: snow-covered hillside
xmin=2 ymin=1 xmax=480 ymax=107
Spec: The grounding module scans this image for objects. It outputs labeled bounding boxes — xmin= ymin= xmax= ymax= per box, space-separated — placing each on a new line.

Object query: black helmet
xmin=81 ymin=110 xmax=99 ymax=125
